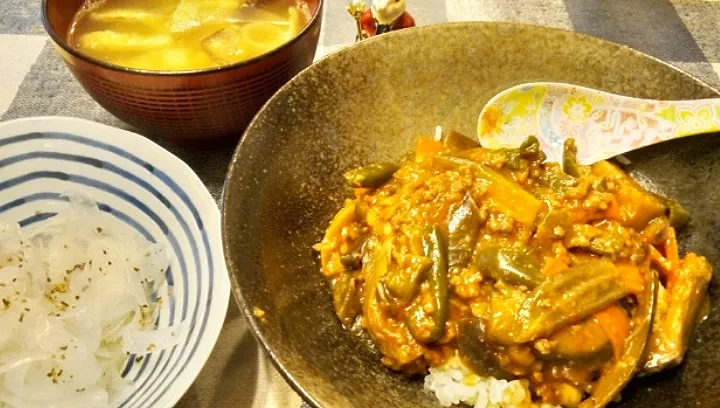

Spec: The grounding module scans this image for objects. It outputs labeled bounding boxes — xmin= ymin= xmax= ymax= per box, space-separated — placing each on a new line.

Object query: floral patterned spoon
xmin=477 ymin=82 xmax=720 ymax=164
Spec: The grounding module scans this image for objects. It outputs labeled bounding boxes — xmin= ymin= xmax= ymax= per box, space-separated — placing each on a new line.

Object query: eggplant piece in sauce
xmin=457 ymin=318 xmax=515 ymax=380
xmin=447 ymin=195 xmax=481 ymax=269
xmin=641 ymin=254 xmax=712 ymax=374
xmin=384 ymin=256 xmax=432 ymax=302
xmin=339 ymin=234 xmax=370 ymax=270
xmin=475 ymin=246 xmax=544 ymax=288
xmin=515 ymin=259 xmax=631 ymax=343
xmin=332 ymin=271 xmax=362 ymax=326
xmin=442 ymin=130 xmax=481 ymax=151
xmin=579 ymin=271 xmax=657 ymax=408
xmin=533 ymin=319 xmax=613 ymax=368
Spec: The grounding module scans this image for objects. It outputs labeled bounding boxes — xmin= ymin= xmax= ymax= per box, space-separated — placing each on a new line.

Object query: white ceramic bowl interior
xmin=0 ymin=116 xmax=230 ymax=408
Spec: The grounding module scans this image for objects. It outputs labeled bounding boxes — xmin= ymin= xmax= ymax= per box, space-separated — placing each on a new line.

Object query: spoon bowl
xmin=477 ymin=82 xmax=720 ymax=164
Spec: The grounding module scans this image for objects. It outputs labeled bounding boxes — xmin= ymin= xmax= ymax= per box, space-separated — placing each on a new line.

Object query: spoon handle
xmin=550 ymin=86 xmax=720 ymax=163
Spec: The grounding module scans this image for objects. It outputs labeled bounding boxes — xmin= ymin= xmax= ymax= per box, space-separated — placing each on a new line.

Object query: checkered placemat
xmin=2 ymin=0 xmax=720 ymax=407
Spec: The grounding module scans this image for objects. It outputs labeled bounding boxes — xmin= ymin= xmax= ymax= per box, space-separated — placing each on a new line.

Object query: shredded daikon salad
xmin=0 ymin=193 xmax=183 ymax=408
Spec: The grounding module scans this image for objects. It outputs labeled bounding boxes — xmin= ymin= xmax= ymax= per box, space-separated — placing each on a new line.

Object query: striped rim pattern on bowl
xmin=0 ymin=117 xmax=229 ymax=408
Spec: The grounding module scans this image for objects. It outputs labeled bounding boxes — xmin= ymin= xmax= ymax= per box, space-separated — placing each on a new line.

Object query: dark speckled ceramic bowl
xmin=222 ymin=22 xmax=720 ymax=408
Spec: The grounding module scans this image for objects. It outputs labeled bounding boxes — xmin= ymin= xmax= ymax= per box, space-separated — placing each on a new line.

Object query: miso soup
xmin=68 ymin=0 xmax=311 ymax=71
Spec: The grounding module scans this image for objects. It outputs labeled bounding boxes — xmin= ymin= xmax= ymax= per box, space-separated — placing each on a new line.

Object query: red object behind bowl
xmin=42 ymin=0 xmax=323 ymax=146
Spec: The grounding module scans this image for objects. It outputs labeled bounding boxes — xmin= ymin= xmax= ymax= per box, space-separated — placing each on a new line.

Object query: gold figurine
xmin=347 ymin=0 xmax=368 ymax=42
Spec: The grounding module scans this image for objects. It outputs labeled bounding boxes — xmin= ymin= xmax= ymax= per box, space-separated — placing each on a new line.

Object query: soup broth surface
xmin=68 ymin=0 xmax=310 ymax=71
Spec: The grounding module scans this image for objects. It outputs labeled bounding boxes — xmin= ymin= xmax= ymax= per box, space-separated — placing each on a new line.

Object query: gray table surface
xmin=2 ymin=0 xmax=720 ymax=406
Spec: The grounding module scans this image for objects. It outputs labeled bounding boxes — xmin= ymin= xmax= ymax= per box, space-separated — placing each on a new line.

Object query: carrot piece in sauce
xmin=616 ymin=261 xmax=645 ymax=294
xmin=593 ymin=305 xmax=630 ymax=361
xmin=542 ymin=257 xmax=569 ymax=277
xmin=415 ymin=137 xmax=445 ymax=163
xmin=649 ymin=245 xmax=674 ymax=281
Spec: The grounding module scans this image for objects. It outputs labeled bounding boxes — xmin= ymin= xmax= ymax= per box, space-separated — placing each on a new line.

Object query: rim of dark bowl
xmin=41 ymin=0 xmax=324 ymax=77
xmin=222 ymin=21 xmax=720 ymax=408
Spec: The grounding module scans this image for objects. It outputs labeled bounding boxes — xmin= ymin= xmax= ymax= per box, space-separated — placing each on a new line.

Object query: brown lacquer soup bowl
xmin=41 ymin=0 xmax=323 ymax=146
xmin=223 ymin=22 xmax=720 ymax=408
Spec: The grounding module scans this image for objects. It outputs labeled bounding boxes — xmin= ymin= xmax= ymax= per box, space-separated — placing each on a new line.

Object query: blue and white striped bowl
xmin=0 ymin=117 xmax=230 ymax=408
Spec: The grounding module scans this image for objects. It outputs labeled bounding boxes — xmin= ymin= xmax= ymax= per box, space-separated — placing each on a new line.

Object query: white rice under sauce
xmin=424 ymin=356 xmax=556 ymax=408
xmin=0 ymin=193 xmax=182 ymax=408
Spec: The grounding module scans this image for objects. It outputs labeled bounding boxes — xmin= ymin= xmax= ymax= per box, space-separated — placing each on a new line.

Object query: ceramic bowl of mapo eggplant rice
xmin=222 ymin=22 xmax=720 ymax=408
